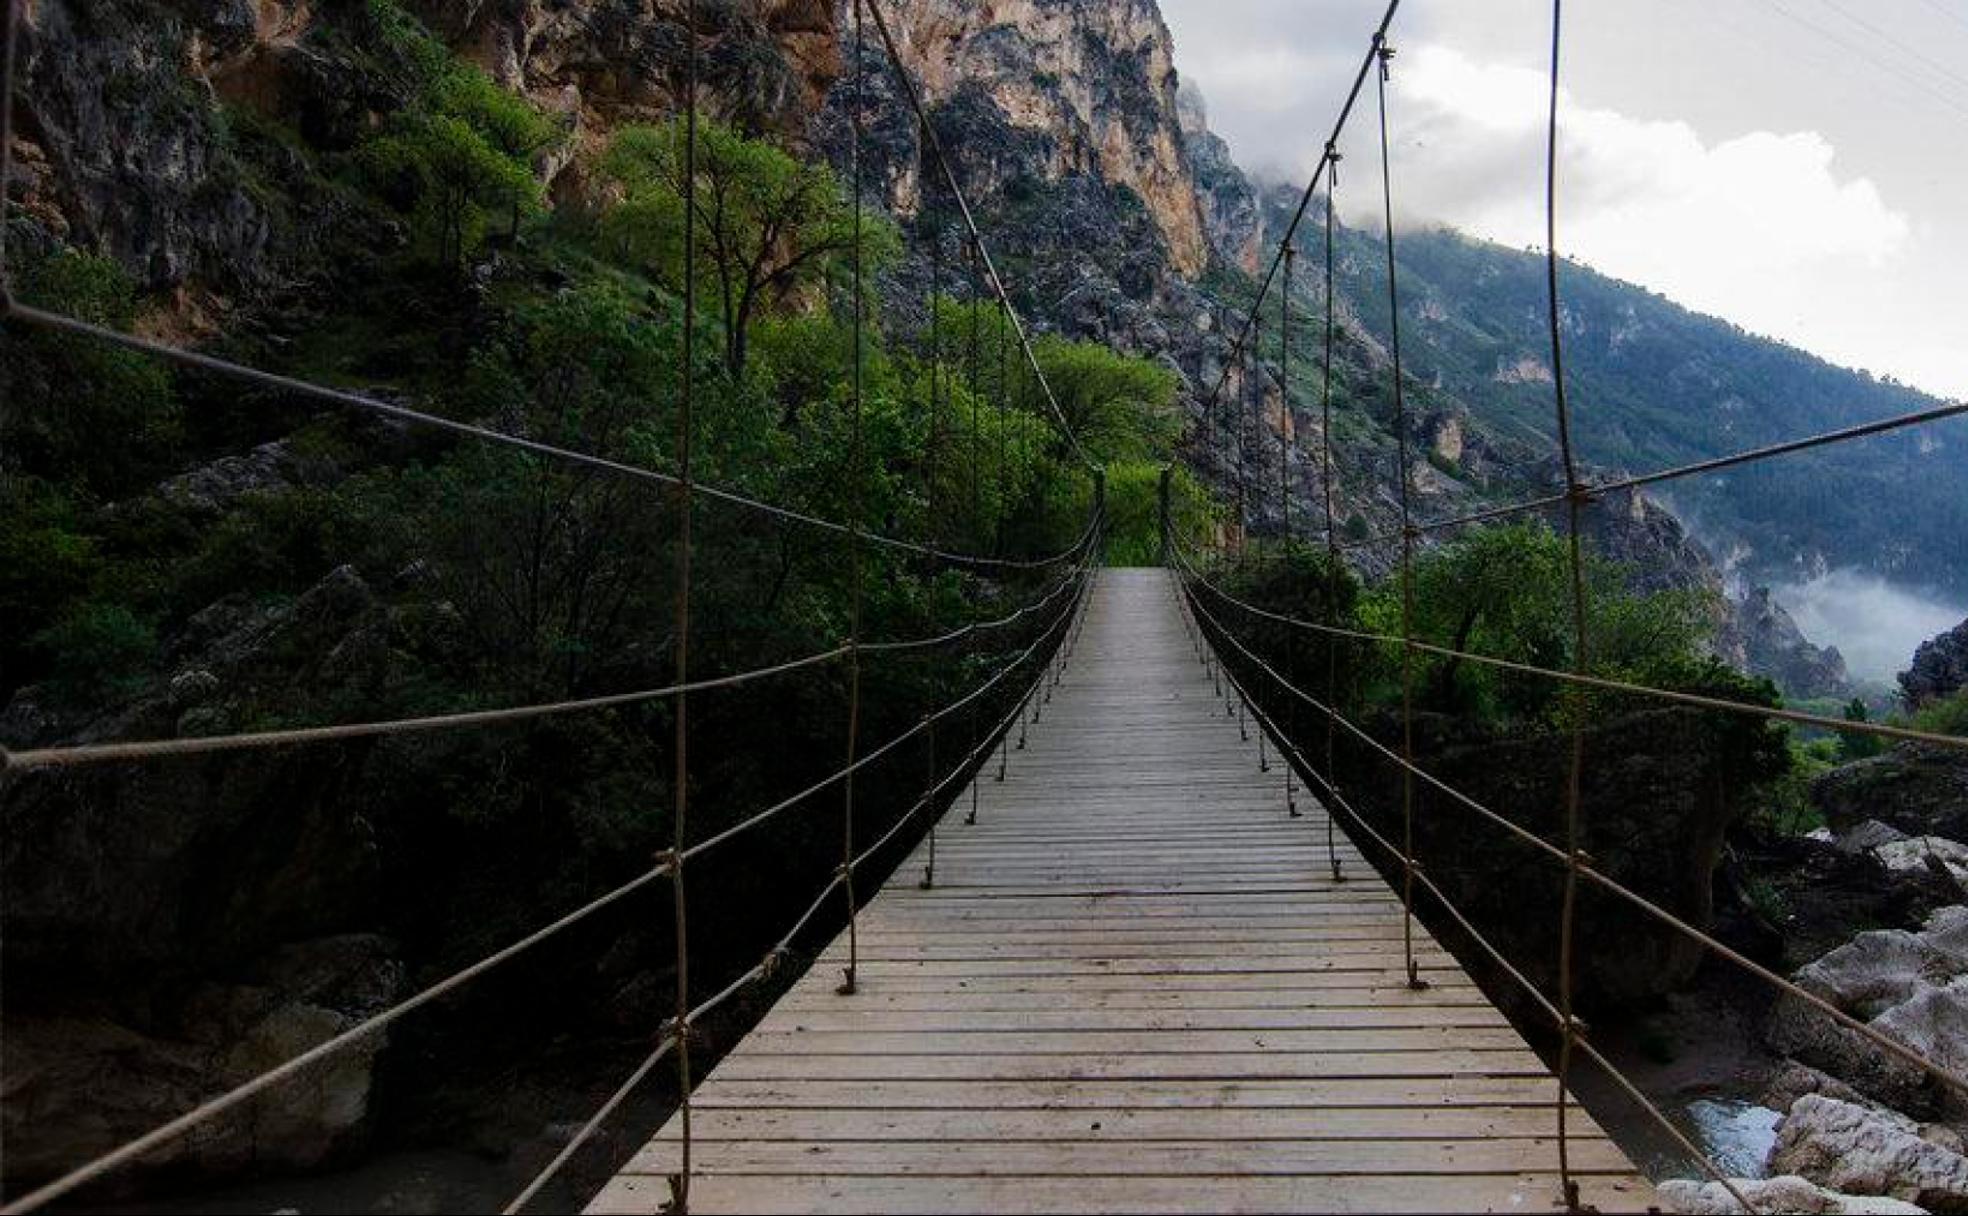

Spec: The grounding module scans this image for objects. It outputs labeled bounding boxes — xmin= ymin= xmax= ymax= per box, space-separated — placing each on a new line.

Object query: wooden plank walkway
xmin=589 ymin=568 xmax=1656 ymax=1214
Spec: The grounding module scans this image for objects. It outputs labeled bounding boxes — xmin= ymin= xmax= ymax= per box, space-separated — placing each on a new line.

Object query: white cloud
xmin=1162 ymin=0 xmax=1968 ymax=398
xmin=1339 ymin=45 xmax=1914 ymax=351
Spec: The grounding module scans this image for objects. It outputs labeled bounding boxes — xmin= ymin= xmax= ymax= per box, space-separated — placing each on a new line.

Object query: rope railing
xmin=0 ymin=547 xmax=1097 ymax=1216
xmin=1172 ymin=563 xmax=1755 ymax=1214
xmin=1 ymin=302 xmax=1084 ymax=574
xmin=1156 ymin=7 xmax=1964 ymax=1206
xmin=1172 ymin=552 xmax=1968 ymax=1118
xmin=1332 ymin=392 xmax=1968 ymax=556
xmin=0 ymin=524 xmax=1100 ymax=774
xmin=502 ymin=533 xmax=1099 ymax=1215
xmin=1172 ymin=535 xmax=1968 ymax=752
xmin=0 ymin=0 xmax=1117 ymax=1203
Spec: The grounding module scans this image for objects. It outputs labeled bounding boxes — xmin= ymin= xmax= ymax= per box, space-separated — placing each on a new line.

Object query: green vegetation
xmin=1335 ymin=224 xmax=1968 ymax=598
xmin=358 ymin=1 xmax=557 ymax=268
xmin=601 ymin=118 xmax=890 ymax=377
xmin=1908 ymin=688 xmax=1968 ymax=738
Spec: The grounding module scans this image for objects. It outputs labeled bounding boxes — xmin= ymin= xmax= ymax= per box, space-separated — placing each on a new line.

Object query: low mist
xmin=1772 ymin=570 xmax=1966 ymax=688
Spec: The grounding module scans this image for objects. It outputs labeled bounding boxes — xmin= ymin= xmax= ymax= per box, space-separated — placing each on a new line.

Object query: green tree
xmin=601 ymin=119 xmax=894 ymax=379
xmin=1030 ymin=336 xmax=1180 ymax=462
xmin=359 ymin=16 xmax=555 ymax=269
xmin=1372 ymin=522 xmax=1716 ymax=722
xmin=1838 ymin=697 xmax=1886 ymax=760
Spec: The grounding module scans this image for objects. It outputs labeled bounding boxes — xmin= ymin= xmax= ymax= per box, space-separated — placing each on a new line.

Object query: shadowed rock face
xmin=1902 ymin=618 xmax=1968 ymax=708
xmin=1816 ymin=746 xmax=1968 ymax=845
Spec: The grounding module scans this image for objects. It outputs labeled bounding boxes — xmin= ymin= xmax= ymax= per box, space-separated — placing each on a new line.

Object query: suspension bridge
xmin=3 ymin=0 xmax=1968 ymax=1212
xmin=586 ymin=568 xmax=1653 ymax=1214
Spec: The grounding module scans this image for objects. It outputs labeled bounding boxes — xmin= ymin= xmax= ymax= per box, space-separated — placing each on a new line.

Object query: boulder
xmin=1901 ymin=619 xmax=1968 ymax=708
xmin=1815 ymin=746 xmax=1968 ymax=845
xmin=1658 ymin=1175 xmax=1925 ymax=1214
xmin=1840 ymin=820 xmax=1914 ymax=855
xmin=1770 ymin=1094 xmax=1968 ymax=1211
xmin=1764 ymin=1061 xmax=1870 ymax=1115
xmin=1767 ymin=908 xmax=1968 ymax=1115
xmin=3 ymin=935 xmax=402 ymax=1181
xmin=1868 ymin=978 xmax=1968 ymax=1117
xmin=1875 ymin=838 xmax=1968 ymax=890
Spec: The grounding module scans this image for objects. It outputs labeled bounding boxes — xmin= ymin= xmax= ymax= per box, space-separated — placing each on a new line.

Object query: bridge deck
xmin=589 ymin=568 xmax=1655 ymax=1214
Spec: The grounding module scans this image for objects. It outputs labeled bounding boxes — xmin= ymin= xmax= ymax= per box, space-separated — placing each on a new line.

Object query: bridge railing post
xmin=1157 ymin=465 xmax=1172 ymax=567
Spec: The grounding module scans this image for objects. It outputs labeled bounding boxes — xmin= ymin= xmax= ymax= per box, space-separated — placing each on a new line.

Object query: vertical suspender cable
xmin=837 ymin=0 xmax=867 ymax=998
xmin=1319 ymin=149 xmax=1344 ymax=879
xmin=1280 ymin=242 xmax=1300 ymax=819
xmin=1237 ymin=341 xmax=1251 ymax=568
xmin=1279 ymin=248 xmax=1294 ymax=555
xmin=1374 ymin=36 xmax=1426 ymax=991
xmin=965 ymin=243 xmax=982 ymax=824
xmin=921 ymin=153 xmax=941 ymax=890
xmin=1544 ymin=3 xmax=1593 ymax=1207
xmin=0 ymin=6 xmax=19 ymax=1183
xmin=996 ymin=302 xmax=1008 ymax=555
xmin=665 ymin=2 xmax=700 ymax=1208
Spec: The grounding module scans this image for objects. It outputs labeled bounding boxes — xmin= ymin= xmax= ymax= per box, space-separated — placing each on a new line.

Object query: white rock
xmin=1771 ymin=1094 xmax=1968 ymax=1210
xmin=1658 ymin=1175 xmax=1925 ymax=1214
xmin=1876 ymin=837 xmax=1968 ymax=887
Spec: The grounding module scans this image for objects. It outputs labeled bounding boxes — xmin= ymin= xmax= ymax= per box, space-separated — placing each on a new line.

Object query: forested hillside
xmin=1327 ymin=221 xmax=1968 ymax=598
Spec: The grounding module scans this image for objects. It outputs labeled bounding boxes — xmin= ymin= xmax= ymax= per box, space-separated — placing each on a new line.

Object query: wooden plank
xmin=587 ymin=570 xmax=1652 ymax=1214
xmin=588 ymin=1174 xmax=1657 ymax=1215
xmin=631 ymin=1105 xmax=1604 ymax=1142
xmin=621 ymin=1137 xmax=1643 ymax=1176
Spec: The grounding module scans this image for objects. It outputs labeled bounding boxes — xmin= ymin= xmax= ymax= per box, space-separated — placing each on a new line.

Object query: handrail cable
xmin=0 ymin=527 xmax=1097 ymax=773
xmin=1334 ymin=394 xmax=1968 ymax=555
xmin=499 ymin=554 xmax=1095 ymax=1213
xmin=1170 ymin=534 xmax=1968 ymax=752
xmin=1173 ymin=552 xmax=1968 ymax=1106
xmin=0 ymin=304 xmax=1086 ymax=574
xmin=0 ymin=555 xmax=1093 ymax=1215
xmin=1168 ymin=569 xmax=1756 ymax=1211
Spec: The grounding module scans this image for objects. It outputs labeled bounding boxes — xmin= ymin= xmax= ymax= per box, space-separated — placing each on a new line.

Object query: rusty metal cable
xmin=495 ymin=572 xmax=1090 ymax=1214
xmin=1335 ymin=394 xmax=1968 ymax=555
xmin=1317 ymin=155 xmax=1344 ymax=878
xmin=1541 ymin=5 xmax=1592 ymax=1203
xmin=4 ymin=549 xmax=1088 ymax=1214
xmin=500 ymin=1033 xmax=676 ymax=1215
xmin=1170 ymin=543 xmax=1968 ymax=752
xmin=837 ymin=0 xmax=870 ymax=1001
xmin=665 ymin=4 xmax=702 ymax=1204
xmin=1 ymin=304 xmax=1086 ymax=572
xmin=1177 ymin=557 xmax=1968 ymax=1105
xmin=0 ymin=555 xmax=1094 ymax=773
xmin=1180 ymin=572 xmax=1765 ymax=1214
xmin=1373 ymin=38 xmax=1425 ymax=991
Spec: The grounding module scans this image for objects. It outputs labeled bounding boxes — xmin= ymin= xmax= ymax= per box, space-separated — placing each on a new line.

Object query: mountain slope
xmin=1327 ymin=223 xmax=1968 ymax=599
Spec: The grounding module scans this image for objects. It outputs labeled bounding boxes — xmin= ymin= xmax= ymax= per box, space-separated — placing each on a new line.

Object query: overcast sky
xmin=1159 ymin=0 xmax=1968 ymax=400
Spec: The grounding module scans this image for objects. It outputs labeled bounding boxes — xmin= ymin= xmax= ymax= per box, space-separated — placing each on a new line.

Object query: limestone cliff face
xmin=7 ymin=0 xmax=838 ymax=305
xmin=867 ymin=0 xmax=1207 ymax=277
xmin=1178 ymin=80 xmax=1264 ymax=274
